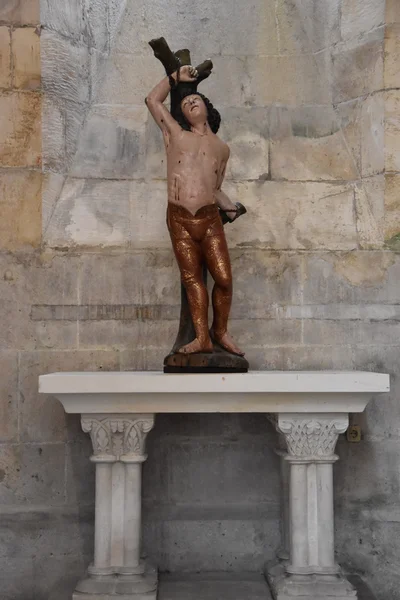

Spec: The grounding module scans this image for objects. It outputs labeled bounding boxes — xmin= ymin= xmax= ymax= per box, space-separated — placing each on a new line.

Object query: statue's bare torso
xmin=166 ymin=129 xmax=229 ymax=215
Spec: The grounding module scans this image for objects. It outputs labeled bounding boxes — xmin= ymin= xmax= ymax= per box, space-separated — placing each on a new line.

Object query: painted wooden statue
xmin=146 ymin=38 xmax=248 ymax=372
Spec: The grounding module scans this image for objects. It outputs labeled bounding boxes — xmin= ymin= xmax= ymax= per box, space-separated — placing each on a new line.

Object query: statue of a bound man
xmin=146 ymin=43 xmax=245 ymax=360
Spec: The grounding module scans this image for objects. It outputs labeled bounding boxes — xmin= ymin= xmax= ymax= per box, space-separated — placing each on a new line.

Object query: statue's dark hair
xmin=173 ymin=92 xmax=221 ymax=134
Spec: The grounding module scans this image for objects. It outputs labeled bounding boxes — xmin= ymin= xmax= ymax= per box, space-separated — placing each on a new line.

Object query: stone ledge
xmin=39 ymin=371 xmax=389 ymax=414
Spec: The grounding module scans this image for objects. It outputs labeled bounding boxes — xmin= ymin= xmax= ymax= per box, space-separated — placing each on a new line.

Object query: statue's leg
xmin=202 ymin=232 xmax=244 ymax=357
xmin=202 ymin=232 xmax=232 ymax=334
xmin=171 ymin=236 xmax=213 ymax=353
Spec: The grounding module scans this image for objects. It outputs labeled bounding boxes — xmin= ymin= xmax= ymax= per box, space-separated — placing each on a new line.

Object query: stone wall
xmin=0 ymin=0 xmax=399 ymax=599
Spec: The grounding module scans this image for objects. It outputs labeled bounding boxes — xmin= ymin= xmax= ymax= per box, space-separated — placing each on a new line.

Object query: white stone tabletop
xmin=39 ymin=371 xmax=389 ymax=414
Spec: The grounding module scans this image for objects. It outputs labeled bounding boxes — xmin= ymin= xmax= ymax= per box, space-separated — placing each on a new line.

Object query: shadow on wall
xmin=40 ymin=0 xmax=385 ymax=253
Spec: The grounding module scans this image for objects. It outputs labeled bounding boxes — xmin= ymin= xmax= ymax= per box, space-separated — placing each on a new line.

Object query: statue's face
xmin=181 ymin=94 xmax=207 ymax=126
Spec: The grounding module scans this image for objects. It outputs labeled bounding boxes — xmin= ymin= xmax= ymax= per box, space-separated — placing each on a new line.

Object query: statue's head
xmin=173 ymin=91 xmax=221 ymax=134
xmin=181 ymin=94 xmax=208 ymax=126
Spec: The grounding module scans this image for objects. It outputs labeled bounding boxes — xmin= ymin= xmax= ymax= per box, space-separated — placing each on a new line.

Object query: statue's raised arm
xmin=145 ymin=65 xmax=199 ymax=139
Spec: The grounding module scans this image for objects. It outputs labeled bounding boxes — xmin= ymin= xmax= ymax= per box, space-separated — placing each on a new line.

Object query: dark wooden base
xmin=163 ymin=345 xmax=249 ymax=373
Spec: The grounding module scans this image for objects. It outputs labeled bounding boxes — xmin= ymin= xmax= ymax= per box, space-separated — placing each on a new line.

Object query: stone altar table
xmin=39 ymin=371 xmax=389 ymax=600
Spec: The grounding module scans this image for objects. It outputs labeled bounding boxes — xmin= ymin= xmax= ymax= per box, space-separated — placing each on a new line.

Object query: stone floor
xmin=157 ymin=572 xmax=377 ymax=600
xmin=158 ymin=572 xmax=273 ymax=600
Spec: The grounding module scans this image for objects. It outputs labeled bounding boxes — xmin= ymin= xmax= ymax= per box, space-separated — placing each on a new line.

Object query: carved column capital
xmin=81 ymin=414 xmax=155 ymax=462
xmin=274 ymin=413 xmax=348 ymax=460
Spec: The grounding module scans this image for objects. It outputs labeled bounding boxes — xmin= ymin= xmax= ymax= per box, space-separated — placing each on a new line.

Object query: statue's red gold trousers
xmin=167 ymin=202 xmax=232 ymax=340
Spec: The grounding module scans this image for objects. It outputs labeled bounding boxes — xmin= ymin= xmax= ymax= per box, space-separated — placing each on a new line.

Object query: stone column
xmin=267 ymin=413 xmax=357 ymax=600
xmin=267 ymin=414 xmax=290 ymax=561
xmin=74 ymin=414 xmax=157 ymax=600
xmin=275 ymin=447 xmax=290 ymax=561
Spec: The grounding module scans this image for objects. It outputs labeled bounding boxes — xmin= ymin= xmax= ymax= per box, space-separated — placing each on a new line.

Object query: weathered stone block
xmin=42 ymin=97 xmax=88 ymax=174
xmin=281 ymin=345 xmax=355 ymax=371
xmin=384 ymin=25 xmax=400 ymax=89
xmin=97 ymin=52 xmax=157 ymax=105
xmin=0 ymin=443 xmax=65 ymax=505
xmin=33 ymin=321 xmax=78 ymax=350
xmin=144 ymin=438 xmax=279 ymax=506
xmin=44 ymin=178 xmax=132 ymax=247
xmin=0 ymin=0 xmax=39 ymax=25
xmin=70 ymin=105 xmax=147 ymax=179
xmin=64 ymin=99 xmax=88 ymax=169
xmin=276 ymin=0 xmax=340 ymax=54
xmin=19 ymin=350 xmax=119 ymax=442
xmin=386 ymin=0 xmax=400 ymax=25
xmin=333 ymin=30 xmax=384 ymax=103
xmin=270 ymin=102 xmax=362 ymax=181
xmin=145 ymin=112 xmax=168 ymax=180
xmin=116 ymin=0 xmax=279 ymax=57
xmin=271 ymin=129 xmax=358 ymax=181
xmin=385 ymin=174 xmax=400 ymax=241
xmin=344 ymin=344 xmax=400 ymax=442
xmin=230 ymin=249 xmax=302 ymax=306
xmin=270 ymin=104 xmax=339 ymax=141
xmin=115 ymin=1 xmax=218 ymax=57
xmin=12 ymin=26 xmax=41 ymax=90
xmin=0 ymin=506 xmax=94 ymax=559
xmin=0 ymin=352 xmax=18 ymax=442
xmin=66 ymin=438 xmax=95 ymax=506
xmin=361 ymin=93 xmax=385 ymax=177
xmin=42 ymin=96 xmax=65 ymax=172
xmin=0 ymin=556 xmax=34 ymax=600
xmin=41 ymin=31 xmax=89 ymax=104
xmin=34 ymin=554 xmax=92 ymax=600
xmin=120 ymin=347 xmax=171 ymax=371
xmin=143 ymin=518 xmax=280 ymax=572
xmin=210 ymin=0 xmax=278 ymax=56
xmin=341 ymin=0 xmax=385 ymax=41
xmin=335 ymin=99 xmax=363 ymax=175
xmin=41 ymin=0 xmax=86 ymax=40
xmin=84 ymin=0 xmax=109 ymax=51
xmin=0 ymin=169 xmax=41 ymax=250
xmin=0 ymin=510 xmax=93 ymax=598
xmin=0 ymin=252 xmax=79 ymax=350
xmin=222 ymin=180 xmax=357 ymax=250
xmin=130 ymin=180 xmax=171 ymax=248
xmin=0 ymin=91 xmax=41 ymax=167
xmin=197 ymin=56 xmax=249 ymax=108
xmin=230 ymin=318 xmax=301 ymax=347
xmin=108 ymin=0 xmax=126 ymax=46
xmin=158 ymin=574 xmax=272 ymax=600
xmin=303 ymin=319 xmax=400 ymax=346
xmin=336 ymin=519 xmax=400 ymax=600
xmin=246 ymin=52 xmax=332 ymax=106
xmin=0 ymin=26 xmax=11 ymax=88
xmin=336 ymin=439 xmax=400 ymax=509
xmin=149 ymin=413 xmax=274 ymax=440
xmin=79 ymin=251 xmax=178 ymax=305
xmin=42 ymin=173 xmax=65 ymax=234
xmin=281 ymin=303 xmax=400 ymax=321
xmin=89 ymin=47 xmax=109 ymax=102
xmin=78 ymin=320 xmax=179 ymax=350
xmin=219 ymin=108 xmax=269 ymax=180
xmin=302 ymin=252 xmax=400 ymax=304
xmin=385 ymin=90 xmax=400 ymax=173
xmin=354 ymin=175 xmax=385 ymax=249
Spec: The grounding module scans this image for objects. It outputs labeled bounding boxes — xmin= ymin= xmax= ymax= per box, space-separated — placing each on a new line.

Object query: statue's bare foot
xmin=177 ymin=338 xmax=213 ymax=354
xmin=211 ymin=329 xmax=245 ymax=356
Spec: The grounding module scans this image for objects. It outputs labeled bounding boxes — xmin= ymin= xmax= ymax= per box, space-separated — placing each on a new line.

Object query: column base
xmin=266 ymin=562 xmax=357 ymax=600
xmin=73 ymin=564 xmax=157 ymax=600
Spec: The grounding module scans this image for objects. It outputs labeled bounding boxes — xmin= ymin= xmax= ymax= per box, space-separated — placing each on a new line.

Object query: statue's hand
xmin=178 ymin=65 xmax=198 ymax=82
